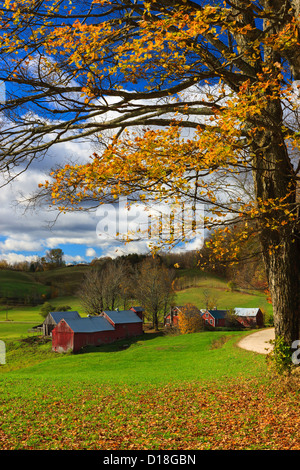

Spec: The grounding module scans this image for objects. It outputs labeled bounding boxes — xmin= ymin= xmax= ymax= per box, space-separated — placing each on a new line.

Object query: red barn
xmin=201 ymin=310 xmax=228 ymax=327
xmin=42 ymin=310 xmax=81 ymax=336
xmin=164 ymin=306 xmax=183 ymax=327
xmin=129 ymin=306 xmax=145 ymax=321
xmin=234 ymin=308 xmax=264 ymax=327
xmin=102 ymin=309 xmax=144 ymax=338
xmin=52 ymin=315 xmax=116 ymax=353
xmin=52 ymin=309 xmax=144 ymax=353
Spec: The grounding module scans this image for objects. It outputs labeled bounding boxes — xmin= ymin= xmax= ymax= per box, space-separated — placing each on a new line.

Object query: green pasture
xmin=175 ymin=271 xmax=273 ymax=317
xmin=0 ymin=267 xmax=281 ymax=451
xmin=176 ymin=286 xmax=272 ymax=314
xmin=1 ymin=329 xmax=267 ymax=384
xmin=0 ymin=270 xmax=50 ymax=299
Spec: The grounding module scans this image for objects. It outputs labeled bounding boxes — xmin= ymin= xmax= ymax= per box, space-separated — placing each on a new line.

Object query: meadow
xmin=0 ymin=267 xmax=299 ymax=451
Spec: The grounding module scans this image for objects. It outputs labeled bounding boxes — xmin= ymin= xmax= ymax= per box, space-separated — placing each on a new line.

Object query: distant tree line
xmin=0 ymin=248 xmax=65 ymax=272
xmin=0 ymin=228 xmax=268 ymax=298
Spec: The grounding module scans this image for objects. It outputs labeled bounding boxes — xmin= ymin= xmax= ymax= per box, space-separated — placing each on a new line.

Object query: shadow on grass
xmin=77 ymin=330 xmax=165 ymax=355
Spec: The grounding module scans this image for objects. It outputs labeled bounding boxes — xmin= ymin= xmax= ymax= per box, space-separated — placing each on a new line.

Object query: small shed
xmin=202 ymin=309 xmax=228 ymax=327
xmin=164 ymin=306 xmax=184 ymax=327
xmin=234 ymin=308 xmax=264 ymax=328
xmin=130 ymin=306 xmax=145 ymax=321
xmin=102 ymin=309 xmax=143 ymax=338
xmin=52 ymin=315 xmax=116 ymax=353
xmin=43 ymin=311 xmax=81 ymax=336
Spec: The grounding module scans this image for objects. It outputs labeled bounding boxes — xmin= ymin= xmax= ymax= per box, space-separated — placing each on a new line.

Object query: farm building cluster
xmin=165 ymin=306 xmax=264 ymax=329
xmin=43 ymin=307 xmax=144 ymax=353
xmin=41 ymin=303 xmax=264 ymax=353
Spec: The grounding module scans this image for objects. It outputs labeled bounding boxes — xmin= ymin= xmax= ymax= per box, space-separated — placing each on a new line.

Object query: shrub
xmin=227 ymin=280 xmax=237 ymax=292
xmin=267 ymin=335 xmax=294 ymax=375
xmin=178 ymin=303 xmax=205 ymax=335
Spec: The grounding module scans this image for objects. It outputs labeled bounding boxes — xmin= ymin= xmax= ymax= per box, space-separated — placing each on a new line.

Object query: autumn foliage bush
xmin=177 ymin=303 xmax=205 ymax=335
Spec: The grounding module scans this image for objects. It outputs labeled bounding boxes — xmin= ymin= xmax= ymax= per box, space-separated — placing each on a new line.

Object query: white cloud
xmin=86 ymin=247 xmax=96 ymax=257
xmin=0 ymin=252 xmax=39 ymax=264
xmin=63 ymin=254 xmax=85 ymax=263
xmin=0 ymin=236 xmax=43 ymax=253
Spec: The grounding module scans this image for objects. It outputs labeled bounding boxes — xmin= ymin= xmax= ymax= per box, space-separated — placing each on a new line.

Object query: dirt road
xmin=237 ymin=328 xmax=275 ymax=355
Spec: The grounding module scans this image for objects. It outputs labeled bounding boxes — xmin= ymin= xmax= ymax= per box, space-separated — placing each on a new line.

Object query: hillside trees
xmin=134 ymin=257 xmax=175 ymax=330
xmin=0 ymin=1 xmax=300 ymax=346
xmin=42 ymin=248 xmax=65 ymax=270
xmin=78 ymin=259 xmax=132 ymax=314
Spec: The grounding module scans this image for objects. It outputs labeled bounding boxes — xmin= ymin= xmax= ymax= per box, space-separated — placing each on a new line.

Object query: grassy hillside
xmin=34 ymin=265 xmax=90 ymax=293
xmin=173 ymin=268 xmax=273 ymax=323
xmin=176 ymin=281 xmax=272 ymax=315
xmin=0 ymin=270 xmax=50 ymax=300
xmin=0 ymin=265 xmax=90 ymax=302
xmin=0 ymin=265 xmax=273 ymax=341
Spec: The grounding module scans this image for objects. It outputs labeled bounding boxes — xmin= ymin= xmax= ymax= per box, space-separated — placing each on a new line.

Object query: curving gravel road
xmin=237 ymin=328 xmax=275 ymax=355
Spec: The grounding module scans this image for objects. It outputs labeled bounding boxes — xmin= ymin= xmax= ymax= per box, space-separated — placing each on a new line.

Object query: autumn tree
xmin=1 ymin=1 xmax=300 ymax=349
xmin=225 ymin=308 xmax=241 ymax=328
xmin=178 ymin=303 xmax=205 ymax=334
xmin=101 ymin=259 xmax=133 ymax=310
xmin=202 ymin=288 xmax=220 ymax=310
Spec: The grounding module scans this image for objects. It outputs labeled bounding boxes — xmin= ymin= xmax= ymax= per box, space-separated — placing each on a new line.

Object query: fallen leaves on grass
xmin=1 ymin=377 xmax=300 ymax=450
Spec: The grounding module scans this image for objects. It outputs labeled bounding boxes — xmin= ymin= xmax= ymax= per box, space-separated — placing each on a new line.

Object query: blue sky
xmin=0 ymin=139 xmax=204 ymax=265
xmin=0 ymin=130 xmax=154 ymax=265
xmin=0 ymin=78 xmax=206 ymax=266
xmin=0 ymin=76 xmax=158 ymax=264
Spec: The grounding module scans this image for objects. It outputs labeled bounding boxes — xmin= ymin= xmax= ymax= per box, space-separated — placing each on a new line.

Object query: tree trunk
xmin=263 ymin=237 xmax=300 ymax=344
xmin=251 ymin=99 xmax=300 ymax=345
xmin=153 ymin=308 xmax=159 ymax=331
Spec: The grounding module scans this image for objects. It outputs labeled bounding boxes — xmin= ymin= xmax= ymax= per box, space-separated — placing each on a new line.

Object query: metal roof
xmin=234 ymin=308 xmax=260 ymax=317
xmin=62 ymin=316 xmax=115 ymax=333
xmin=103 ymin=310 xmax=143 ymax=324
xmin=206 ymin=310 xmax=228 ymax=319
xmin=50 ymin=311 xmax=81 ymax=323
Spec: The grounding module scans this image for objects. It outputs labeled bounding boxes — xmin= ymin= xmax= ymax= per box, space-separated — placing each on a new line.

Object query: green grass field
xmin=2 ymin=266 xmax=299 ymax=451
xmin=1 ymin=329 xmax=265 ymax=382
xmin=1 ymin=328 xmax=300 ymax=451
